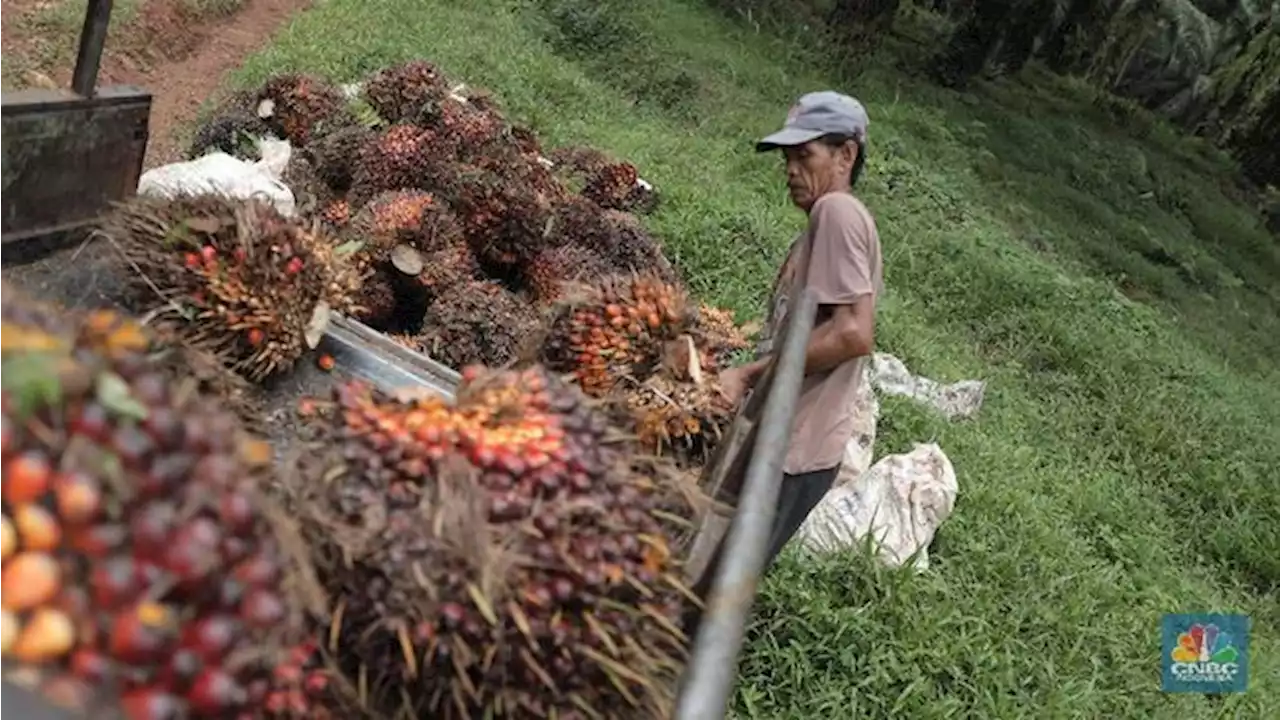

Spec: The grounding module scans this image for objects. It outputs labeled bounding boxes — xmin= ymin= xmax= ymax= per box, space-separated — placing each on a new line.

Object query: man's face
xmin=782 ymin=140 xmax=856 ymax=211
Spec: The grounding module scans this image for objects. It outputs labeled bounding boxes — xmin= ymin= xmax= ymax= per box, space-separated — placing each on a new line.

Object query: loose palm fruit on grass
xmin=187 ymin=109 xmax=270 ymax=161
xmin=539 ymin=274 xmax=693 ymax=396
xmin=416 ymin=280 xmax=540 ymax=368
xmin=280 ymin=365 xmax=701 ymax=719
xmin=255 ymin=73 xmax=348 ymax=147
xmin=99 ymin=195 xmax=365 ymax=382
xmin=362 ymin=59 xmax=451 ymax=125
xmin=347 ymin=124 xmax=458 ymax=208
xmin=0 ymin=289 xmax=318 ymax=717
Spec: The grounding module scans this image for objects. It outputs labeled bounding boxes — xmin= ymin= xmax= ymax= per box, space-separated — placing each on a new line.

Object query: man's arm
xmin=736 ymin=294 xmax=874 ymax=387
xmin=739 ymin=196 xmax=878 ymax=387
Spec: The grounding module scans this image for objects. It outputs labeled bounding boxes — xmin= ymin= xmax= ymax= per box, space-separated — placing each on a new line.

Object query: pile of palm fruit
xmin=1 ymin=58 xmax=768 ymax=717
xmin=0 ymin=286 xmax=333 ymax=718
xmin=177 ymin=60 xmax=754 ymax=468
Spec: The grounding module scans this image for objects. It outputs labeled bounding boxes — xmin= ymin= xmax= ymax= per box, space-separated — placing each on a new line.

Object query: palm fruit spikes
xmin=417 ymin=280 xmax=540 ymax=369
xmin=622 ymin=337 xmax=734 ymax=468
xmin=99 ymin=194 xmax=364 ymax=382
xmin=255 ymin=73 xmax=348 ymax=147
xmin=282 ymin=365 xmax=699 ymax=719
xmin=0 ymin=288 xmax=321 ymax=718
xmin=348 ymin=189 xmax=465 ymax=258
xmin=539 ymin=274 xmax=693 ymax=397
xmin=362 ymin=59 xmax=451 ymax=125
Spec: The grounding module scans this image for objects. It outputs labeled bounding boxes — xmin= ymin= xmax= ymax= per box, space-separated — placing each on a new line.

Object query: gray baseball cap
xmin=756 ymin=91 xmax=869 ymax=152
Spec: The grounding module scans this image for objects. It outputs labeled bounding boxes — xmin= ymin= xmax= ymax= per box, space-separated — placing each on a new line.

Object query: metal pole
xmin=71 ymin=0 xmax=115 ymax=97
xmin=674 ymin=289 xmax=818 ymax=720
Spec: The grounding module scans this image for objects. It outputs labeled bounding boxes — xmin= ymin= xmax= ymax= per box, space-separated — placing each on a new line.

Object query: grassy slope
xmin=233 ymin=0 xmax=1279 ymax=716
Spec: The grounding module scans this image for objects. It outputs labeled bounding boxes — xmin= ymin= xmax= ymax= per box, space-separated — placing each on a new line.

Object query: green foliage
xmin=235 ymin=0 xmax=1278 ymax=716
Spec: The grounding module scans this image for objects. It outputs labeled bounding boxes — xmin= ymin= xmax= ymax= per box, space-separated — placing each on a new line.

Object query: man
xmin=718 ymin=90 xmax=884 ymax=569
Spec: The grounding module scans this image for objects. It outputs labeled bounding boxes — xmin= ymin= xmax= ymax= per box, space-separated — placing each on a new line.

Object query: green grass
xmin=233 ymin=0 xmax=1279 ymax=715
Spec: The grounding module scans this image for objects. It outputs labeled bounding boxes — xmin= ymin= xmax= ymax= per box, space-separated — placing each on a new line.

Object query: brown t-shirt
xmin=756 ymin=192 xmax=883 ymax=475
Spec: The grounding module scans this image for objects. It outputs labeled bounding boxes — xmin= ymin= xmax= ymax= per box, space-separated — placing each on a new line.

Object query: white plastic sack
xmin=137 ymin=152 xmax=296 ymax=217
xmin=794 ymin=443 xmax=958 ymax=571
xmin=871 ymin=352 xmax=986 ymax=420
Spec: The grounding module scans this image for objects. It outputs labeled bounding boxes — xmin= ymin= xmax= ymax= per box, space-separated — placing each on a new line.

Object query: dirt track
xmin=1 ymin=0 xmax=313 ymax=167
xmin=1 ymin=0 xmax=312 ymax=301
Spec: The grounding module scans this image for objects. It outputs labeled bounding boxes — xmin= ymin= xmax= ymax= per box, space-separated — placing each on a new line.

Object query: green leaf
xmin=334 ymin=239 xmax=365 ymax=256
xmin=96 ymin=372 xmax=149 ymax=421
xmin=0 ymin=353 xmax=63 ymax=417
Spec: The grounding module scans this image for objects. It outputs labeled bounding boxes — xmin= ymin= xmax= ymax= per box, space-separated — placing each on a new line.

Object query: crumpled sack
xmin=794 ymin=442 xmax=958 ymax=571
xmin=137 ymin=148 xmax=296 ymax=217
xmin=834 ymin=361 xmax=879 ymax=488
xmin=871 ymin=352 xmax=986 ymax=420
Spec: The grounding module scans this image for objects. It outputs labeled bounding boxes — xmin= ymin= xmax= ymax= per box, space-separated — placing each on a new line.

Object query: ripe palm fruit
xmin=521 ymin=242 xmax=615 ymax=305
xmin=362 ymin=59 xmax=451 ymax=124
xmin=539 ymin=274 xmax=693 ymax=397
xmin=347 ymin=124 xmax=458 ymax=208
xmin=453 ymin=165 xmax=554 ymax=267
xmin=282 ymin=366 xmax=700 ymax=719
xmin=255 ymin=73 xmax=348 ymax=147
xmin=348 ymin=190 xmax=465 ymax=258
xmin=100 ymin=194 xmax=364 ymax=382
xmin=417 ymin=97 xmax=506 ymax=159
xmin=186 ymin=109 xmax=270 ymax=162
xmin=416 ymin=280 xmax=540 ymax=368
xmin=581 ymin=162 xmax=638 ymax=209
xmin=319 ymin=199 xmax=351 ymax=232
xmin=0 ymin=289 xmax=315 ymax=717
xmin=413 ymin=243 xmax=482 ymax=298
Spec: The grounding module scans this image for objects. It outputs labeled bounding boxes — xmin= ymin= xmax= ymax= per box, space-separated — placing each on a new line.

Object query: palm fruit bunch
xmin=361 ymin=59 xmax=451 ymax=124
xmin=280 ymin=156 xmax=333 ymax=218
xmin=186 ymin=110 xmax=270 ymax=162
xmin=453 ymin=165 xmax=554 ymax=268
xmin=348 ymin=190 xmax=465 ymax=257
xmin=521 ymin=243 xmax=616 ymax=305
xmin=580 ymin=162 xmax=642 ymax=211
xmin=547 ymin=146 xmax=614 ymax=185
xmin=689 ymin=304 xmax=753 ymax=372
xmin=414 ymin=243 xmax=483 ymax=299
xmin=348 ymin=124 xmax=457 ymax=208
xmin=538 ymin=274 xmax=692 ymax=397
xmin=305 ymin=124 xmax=374 ymax=195
xmin=416 ymin=280 xmax=540 ymax=369
xmin=100 ymin=195 xmax=364 ymax=382
xmin=417 ymin=96 xmax=506 ymax=160
xmin=281 ymin=365 xmax=698 ymax=719
xmin=254 ymin=73 xmax=348 ymax=147
xmin=621 ymin=336 xmax=734 ymax=468
xmin=0 ymin=289 xmax=328 ymax=718
xmin=549 ymin=198 xmax=676 ymax=282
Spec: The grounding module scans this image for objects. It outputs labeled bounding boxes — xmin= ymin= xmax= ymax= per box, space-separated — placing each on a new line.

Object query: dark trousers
xmin=683 ymin=465 xmax=840 ymax=638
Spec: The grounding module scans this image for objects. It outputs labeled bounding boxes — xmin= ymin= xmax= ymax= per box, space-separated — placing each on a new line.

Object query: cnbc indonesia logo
xmin=1168 ymin=622 xmax=1241 ymax=685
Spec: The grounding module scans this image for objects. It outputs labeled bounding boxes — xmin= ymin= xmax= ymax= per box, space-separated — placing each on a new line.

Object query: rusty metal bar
xmin=71 ymin=0 xmax=115 ymax=97
xmin=674 ymin=288 xmax=818 ymax=720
